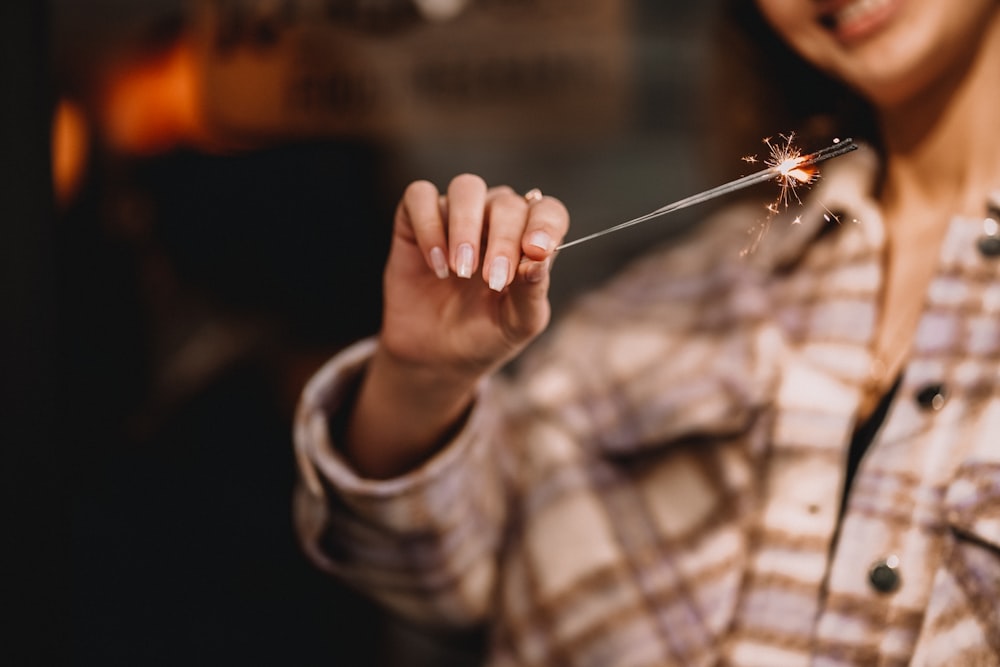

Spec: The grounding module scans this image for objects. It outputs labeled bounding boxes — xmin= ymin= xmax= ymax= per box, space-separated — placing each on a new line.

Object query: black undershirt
xmin=839 ymin=375 xmax=902 ymax=518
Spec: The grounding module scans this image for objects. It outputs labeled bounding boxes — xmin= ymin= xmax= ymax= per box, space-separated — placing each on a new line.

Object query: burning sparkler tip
xmin=554 ymin=135 xmax=859 ymax=252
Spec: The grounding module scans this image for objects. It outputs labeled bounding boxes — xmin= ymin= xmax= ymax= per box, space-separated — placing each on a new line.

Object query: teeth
xmin=835 ymin=0 xmax=891 ymax=26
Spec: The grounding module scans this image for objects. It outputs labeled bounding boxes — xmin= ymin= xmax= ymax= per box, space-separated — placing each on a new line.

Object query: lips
xmin=817 ymin=0 xmax=902 ymax=41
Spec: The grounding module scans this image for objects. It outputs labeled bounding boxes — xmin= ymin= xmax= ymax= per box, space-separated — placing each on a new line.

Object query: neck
xmin=877 ymin=11 xmax=1000 ymax=226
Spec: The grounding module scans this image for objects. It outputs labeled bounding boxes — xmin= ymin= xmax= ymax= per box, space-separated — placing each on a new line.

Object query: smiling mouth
xmin=819 ymin=0 xmax=901 ymax=41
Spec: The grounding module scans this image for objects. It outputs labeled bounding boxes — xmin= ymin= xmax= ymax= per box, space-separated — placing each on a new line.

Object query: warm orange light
xmin=52 ymin=98 xmax=89 ymax=207
xmin=100 ymin=37 xmax=212 ymax=155
xmin=778 ymin=160 xmax=816 ymax=184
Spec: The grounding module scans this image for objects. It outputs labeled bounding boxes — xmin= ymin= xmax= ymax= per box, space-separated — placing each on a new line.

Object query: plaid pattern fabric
xmin=294 ymin=146 xmax=1000 ymax=666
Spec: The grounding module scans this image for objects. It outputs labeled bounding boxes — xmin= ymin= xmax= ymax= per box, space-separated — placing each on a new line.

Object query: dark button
xmin=915 ymin=383 xmax=948 ymax=411
xmin=979 ymin=216 xmax=1000 ymax=257
xmin=978 ymin=235 xmax=1000 ymax=257
xmin=869 ymin=555 xmax=901 ymax=593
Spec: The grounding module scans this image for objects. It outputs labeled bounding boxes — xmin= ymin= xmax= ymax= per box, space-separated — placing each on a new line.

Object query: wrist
xmin=342 ymin=343 xmax=480 ymax=479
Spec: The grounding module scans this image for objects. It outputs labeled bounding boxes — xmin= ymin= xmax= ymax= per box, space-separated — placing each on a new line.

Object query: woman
xmin=294 ymin=0 xmax=1000 ymax=664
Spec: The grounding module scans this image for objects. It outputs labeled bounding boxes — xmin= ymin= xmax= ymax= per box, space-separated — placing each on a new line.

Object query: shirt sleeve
xmin=292 ymin=338 xmax=508 ymax=629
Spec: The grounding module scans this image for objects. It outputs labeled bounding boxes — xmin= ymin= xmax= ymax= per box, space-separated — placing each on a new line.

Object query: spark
xmin=741 ymin=133 xmax=831 ymax=256
xmin=556 ymin=136 xmax=858 ymax=251
xmin=764 ymin=132 xmax=819 ymax=211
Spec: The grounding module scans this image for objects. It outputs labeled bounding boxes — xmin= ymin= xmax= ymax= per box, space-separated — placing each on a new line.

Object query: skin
xmin=344 ymin=177 xmax=568 ymax=477
xmin=755 ymin=0 xmax=1000 ymax=412
xmin=346 ymin=0 xmax=1000 ymax=477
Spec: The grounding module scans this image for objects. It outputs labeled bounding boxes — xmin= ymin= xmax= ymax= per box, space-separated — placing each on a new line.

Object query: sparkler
xmin=556 ymin=136 xmax=858 ymax=251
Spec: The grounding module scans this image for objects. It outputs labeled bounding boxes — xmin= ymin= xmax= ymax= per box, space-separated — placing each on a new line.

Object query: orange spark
xmin=764 ymin=132 xmax=818 ymax=210
xmin=742 ymin=132 xmax=823 ymax=256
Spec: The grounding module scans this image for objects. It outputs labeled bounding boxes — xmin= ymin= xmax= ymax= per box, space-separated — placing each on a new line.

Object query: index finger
xmin=521 ymin=195 xmax=569 ymax=262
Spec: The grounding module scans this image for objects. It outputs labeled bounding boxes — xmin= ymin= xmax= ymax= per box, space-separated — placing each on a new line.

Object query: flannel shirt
xmin=294 ymin=145 xmax=1000 ymax=666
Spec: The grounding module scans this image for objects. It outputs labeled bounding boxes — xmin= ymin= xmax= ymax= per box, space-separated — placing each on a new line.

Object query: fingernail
xmin=429 ymin=247 xmax=449 ymax=279
xmin=526 ymin=231 xmax=553 ymax=252
xmin=488 ymin=256 xmax=509 ymax=292
xmin=456 ymin=243 xmax=474 ymax=278
xmin=524 ymin=258 xmax=550 ymax=284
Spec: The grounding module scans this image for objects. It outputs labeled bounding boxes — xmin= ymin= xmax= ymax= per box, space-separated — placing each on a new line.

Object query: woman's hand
xmin=382 ymin=174 xmax=567 ymax=377
xmin=344 ymin=174 xmax=569 ymax=478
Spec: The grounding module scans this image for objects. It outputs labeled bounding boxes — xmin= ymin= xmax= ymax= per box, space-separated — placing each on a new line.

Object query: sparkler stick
xmin=556 ymin=137 xmax=858 ymax=251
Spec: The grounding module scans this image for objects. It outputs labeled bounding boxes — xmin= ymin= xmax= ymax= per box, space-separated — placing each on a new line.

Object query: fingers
xmin=504 ymin=254 xmax=554 ymax=338
xmin=446 ymin=174 xmax=488 ymax=278
xmin=399 ymin=179 xmax=450 ymax=279
xmin=398 ymin=174 xmax=568 ymax=291
xmin=482 ymin=187 xmax=529 ymax=292
xmin=482 ymin=188 xmax=568 ymax=291
xmin=521 ymin=194 xmax=569 ymax=262
xmin=399 ymin=174 xmax=488 ymax=279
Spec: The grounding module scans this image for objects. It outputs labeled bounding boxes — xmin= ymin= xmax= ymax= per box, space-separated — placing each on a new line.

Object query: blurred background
xmin=5 ymin=0 xmax=728 ymax=664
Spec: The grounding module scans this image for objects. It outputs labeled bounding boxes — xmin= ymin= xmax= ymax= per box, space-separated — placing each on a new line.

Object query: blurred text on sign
xmin=194 ymin=0 xmax=632 ymax=143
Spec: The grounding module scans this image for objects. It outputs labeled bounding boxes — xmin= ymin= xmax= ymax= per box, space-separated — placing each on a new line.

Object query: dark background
xmin=4 ymin=1 xmax=724 ymax=664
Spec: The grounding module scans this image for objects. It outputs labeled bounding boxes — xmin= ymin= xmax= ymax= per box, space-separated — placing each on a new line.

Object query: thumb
xmin=502 ymin=257 xmax=554 ymax=342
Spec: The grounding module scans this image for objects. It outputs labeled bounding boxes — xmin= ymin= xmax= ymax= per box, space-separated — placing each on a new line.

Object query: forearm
xmin=294 ymin=339 xmax=508 ymax=627
xmin=343 ymin=344 xmax=481 ymax=479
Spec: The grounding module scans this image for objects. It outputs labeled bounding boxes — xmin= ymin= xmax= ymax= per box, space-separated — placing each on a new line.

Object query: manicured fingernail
xmin=429 ymin=246 xmax=449 ymax=279
xmin=488 ymin=256 xmax=509 ymax=292
xmin=526 ymin=231 xmax=553 ymax=252
xmin=456 ymin=243 xmax=474 ymax=278
xmin=524 ymin=258 xmax=550 ymax=284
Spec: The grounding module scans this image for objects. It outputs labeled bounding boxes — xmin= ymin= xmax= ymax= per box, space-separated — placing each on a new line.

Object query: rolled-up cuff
xmin=293 ymin=337 xmax=494 ymax=531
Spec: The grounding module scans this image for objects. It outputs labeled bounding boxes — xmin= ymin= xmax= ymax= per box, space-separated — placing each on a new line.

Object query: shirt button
xmin=978 ymin=214 xmax=1000 ymax=257
xmin=869 ymin=555 xmax=901 ymax=593
xmin=915 ymin=383 xmax=948 ymax=411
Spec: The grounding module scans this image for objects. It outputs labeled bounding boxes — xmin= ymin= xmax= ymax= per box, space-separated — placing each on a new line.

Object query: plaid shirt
xmin=294 ymin=146 xmax=1000 ymax=666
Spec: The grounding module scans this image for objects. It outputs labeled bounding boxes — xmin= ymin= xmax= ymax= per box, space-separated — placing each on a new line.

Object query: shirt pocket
xmin=939 ymin=461 xmax=1000 ymax=651
xmin=945 ymin=461 xmax=1000 ymax=551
